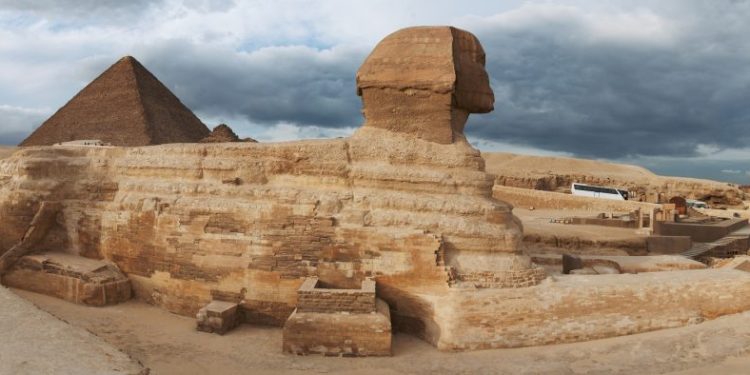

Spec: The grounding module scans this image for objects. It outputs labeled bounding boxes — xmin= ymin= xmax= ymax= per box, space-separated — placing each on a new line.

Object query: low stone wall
xmin=3 ymin=269 xmax=131 ymax=306
xmin=430 ymin=268 xmax=750 ymax=350
xmin=493 ymin=186 xmax=659 ymax=212
xmin=296 ymin=277 xmax=376 ymax=314
xmin=570 ymin=217 xmax=636 ymax=228
xmin=2 ymin=253 xmax=132 ymax=306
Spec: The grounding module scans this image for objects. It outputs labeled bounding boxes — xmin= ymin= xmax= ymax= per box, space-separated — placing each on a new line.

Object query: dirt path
xmin=13 ymin=288 xmax=750 ymax=375
xmin=0 ymin=286 xmax=144 ymax=375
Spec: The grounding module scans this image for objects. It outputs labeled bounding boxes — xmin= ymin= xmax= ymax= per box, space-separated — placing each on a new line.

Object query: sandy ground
xmin=516 ymin=208 xmax=644 ymax=242
xmin=0 ymin=286 xmax=145 ymax=375
xmin=13 ymin=288 xmax=750 ymax=375
xmin=515 ymin=208 xmax=646 ymax=255
xmin=698 ymin=205 xmax=750 ymax=219
xmin=0 ymin=146 xmax=16 ymax=159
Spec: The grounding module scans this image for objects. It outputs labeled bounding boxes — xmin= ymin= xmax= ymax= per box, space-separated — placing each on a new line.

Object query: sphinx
xmin=1 ymin=26 xmax=749 ymax=352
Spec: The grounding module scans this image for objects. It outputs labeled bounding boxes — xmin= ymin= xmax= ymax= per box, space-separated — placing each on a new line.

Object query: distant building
xmin=20 ymin=56 xmax=210 ymax=147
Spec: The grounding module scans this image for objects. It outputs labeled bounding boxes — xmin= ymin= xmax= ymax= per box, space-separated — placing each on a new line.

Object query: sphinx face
xmin=452 ymin=30 xmax=495 ymax=114
xmin=355 ymin=26 xmax=496 ymax=144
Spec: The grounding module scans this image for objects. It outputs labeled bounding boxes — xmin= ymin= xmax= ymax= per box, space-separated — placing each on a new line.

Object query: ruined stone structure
xmin=20 ymin=56 xmax=210 ymax=147
xmin=3 ymin=252 xmax=131 ymax=306
xmin=3 ymin=26 xmax=750 ymax=352
xmin=283 ymin=277 xmax=392 ymax=356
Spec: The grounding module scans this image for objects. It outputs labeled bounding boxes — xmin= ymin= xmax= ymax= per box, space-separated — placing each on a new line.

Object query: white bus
xmin=571 ymin=183 xmax=628 ymax=201
xmin=686 ymin=199 xmax=709 ymax=209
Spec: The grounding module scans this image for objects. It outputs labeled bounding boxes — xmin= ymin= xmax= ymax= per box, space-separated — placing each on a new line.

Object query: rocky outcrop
xmin=484 ymin=152 xmax=745 ymax=206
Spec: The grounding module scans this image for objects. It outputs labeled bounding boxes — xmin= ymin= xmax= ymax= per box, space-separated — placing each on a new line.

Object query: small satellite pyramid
xmin=20 ymin=56 xmax=210 ymax=146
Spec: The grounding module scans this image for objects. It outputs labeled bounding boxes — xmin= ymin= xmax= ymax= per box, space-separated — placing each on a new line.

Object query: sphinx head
xmin=356 ymin=26 xmax=495 ymax=144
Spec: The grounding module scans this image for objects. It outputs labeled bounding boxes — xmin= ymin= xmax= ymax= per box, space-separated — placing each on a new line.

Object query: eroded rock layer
xmin=0 ymin=129 xmax=541 ymax=331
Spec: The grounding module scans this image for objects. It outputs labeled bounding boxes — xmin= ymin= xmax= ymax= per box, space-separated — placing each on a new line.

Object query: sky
xmin=1 ymin=0 xmax=750 ymax=183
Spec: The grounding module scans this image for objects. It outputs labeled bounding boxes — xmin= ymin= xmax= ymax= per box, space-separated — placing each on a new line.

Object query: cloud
xmin=0 ymin=105 xmax=50 ymax=144
xmin=2 ymin=0 xmax=750 ymax=174
xmin=459 ymin=1 xmax=750 ymax=159
xmin=0 ymin=0 xmax=163 ymax=22
xmin=134 ymin=39 xmax=367 ymax=134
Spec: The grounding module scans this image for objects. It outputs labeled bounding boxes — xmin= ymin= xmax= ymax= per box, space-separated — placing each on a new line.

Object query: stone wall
xmin=296 ymin=277 xmax=376 ymax=314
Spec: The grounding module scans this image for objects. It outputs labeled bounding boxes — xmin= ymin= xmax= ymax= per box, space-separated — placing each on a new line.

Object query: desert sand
xmin=0 ymin=286 xmax=144 ymax=374
xmin=483 ymin=152 xmax=656 ymax=182
xmin=0 ymin=146 xmax=15 ymax=159
xmin=12 ymin=288 xmax=750 ymax=375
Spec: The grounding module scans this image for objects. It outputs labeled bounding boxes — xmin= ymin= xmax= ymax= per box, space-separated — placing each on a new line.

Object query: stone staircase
xmin=681 ymin=224 xmax=750 ymax=259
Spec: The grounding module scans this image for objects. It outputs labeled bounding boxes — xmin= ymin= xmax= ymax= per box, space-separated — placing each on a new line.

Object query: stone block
xmin=283 ymin=298 xmax=392 ymax=357
xmin=562 ymin=254 xmax=583 ymax=274
xmin=196 ymin=300 xmax=240 ymax=335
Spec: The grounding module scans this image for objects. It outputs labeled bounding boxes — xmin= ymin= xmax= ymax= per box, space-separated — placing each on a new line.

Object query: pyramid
xmin=20 ymin=56 xmax=210 ymax=147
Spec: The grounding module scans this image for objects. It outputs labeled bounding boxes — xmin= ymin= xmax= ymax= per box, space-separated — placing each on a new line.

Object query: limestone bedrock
xmin=1 ymin=26 xmax=749 ymax=351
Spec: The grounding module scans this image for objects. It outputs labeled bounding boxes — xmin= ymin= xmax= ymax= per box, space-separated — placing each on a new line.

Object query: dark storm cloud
xmin=137 ymin=40 xmax=367 ymax=129
xmin=463 ymin=2 xmax=750 ymax=158
xmin=115 ymin=2 xmax=750 ymax=160
xmin=0 ymin=131 xmax=27 ymax=145
xmin=4 ymin=1 xmax=750 ymax=161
